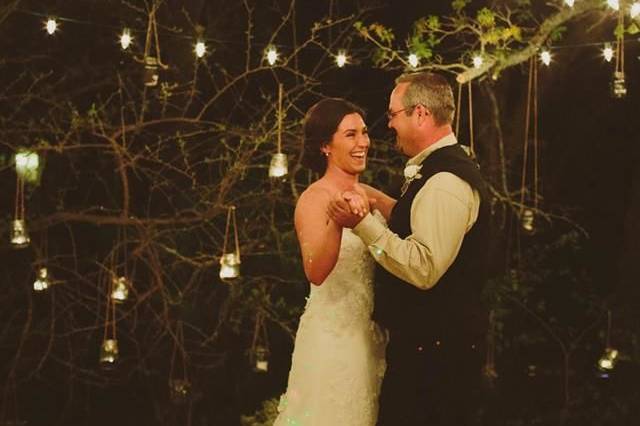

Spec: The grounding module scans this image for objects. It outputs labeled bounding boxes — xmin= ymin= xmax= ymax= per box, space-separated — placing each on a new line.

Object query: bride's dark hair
xmin=302 ymin=98 xmax=365 ymax=173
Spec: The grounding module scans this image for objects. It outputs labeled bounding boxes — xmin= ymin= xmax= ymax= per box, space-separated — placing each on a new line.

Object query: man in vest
xmin=328 ymin=71 xmax=491 ymax=425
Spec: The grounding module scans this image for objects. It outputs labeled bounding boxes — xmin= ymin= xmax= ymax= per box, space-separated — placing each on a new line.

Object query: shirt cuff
xmin=352 ymin=213 xmax=387 ymax=245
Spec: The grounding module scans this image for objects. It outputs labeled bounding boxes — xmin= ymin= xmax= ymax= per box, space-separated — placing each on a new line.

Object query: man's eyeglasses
xmin=386 ymin=104 xmax=418 ymax=120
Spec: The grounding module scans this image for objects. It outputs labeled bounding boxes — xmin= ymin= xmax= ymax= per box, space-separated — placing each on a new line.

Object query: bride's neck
xmin=321 ymin=165 xmax=359 ymax=192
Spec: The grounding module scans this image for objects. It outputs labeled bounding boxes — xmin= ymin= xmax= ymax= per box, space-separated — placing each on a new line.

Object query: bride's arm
xmin=359 ymin=183 xmax=396 ymax=222
xmin=295 ymin=187 xmax=342 ymax=286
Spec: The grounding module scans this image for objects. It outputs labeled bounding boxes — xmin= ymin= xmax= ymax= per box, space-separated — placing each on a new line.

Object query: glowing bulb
xmin=539 ymin=50 xmax=552 ymax=66
xmin=45 ymin=18 xmax=58 ymax=35
xmin=472 ymin=55 xmax=484 ymax=69
xmin=335 ymin=50 xmax=348 ymax=68
xmin=120 ymin=28 xmax=132 ymax=50
xmin=607 ymin=0 xmax=619 ymax=11
xmin=265 ymin=46 xmax=278 ymax=66
xmin=631 ymin=2 xmax=640 ymax=18
xmin=602 ymin=44 xmax=614 ymax=62
xmin=564 ymin=0 xmax=575 ymax=7
xmin=194 ymin=40 xmax=206 ymax=58
xmin=408 ymin=53 xmax=419 ymax=68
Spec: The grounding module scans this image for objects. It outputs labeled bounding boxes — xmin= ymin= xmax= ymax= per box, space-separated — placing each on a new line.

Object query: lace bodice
xmin=300 ymin=228 xmax=375 ymax=333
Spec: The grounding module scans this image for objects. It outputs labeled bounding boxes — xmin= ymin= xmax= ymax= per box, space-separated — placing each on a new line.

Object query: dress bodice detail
xmin=300 ymin=229 xmax=375 ymax=334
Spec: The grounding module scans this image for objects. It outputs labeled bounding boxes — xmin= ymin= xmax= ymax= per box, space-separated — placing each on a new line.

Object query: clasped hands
xmin=327 ymin=184 xmax=374 ymax=228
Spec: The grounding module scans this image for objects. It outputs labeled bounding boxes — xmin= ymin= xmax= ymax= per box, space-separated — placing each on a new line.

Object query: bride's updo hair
xmin=302 ymin=97 xmax=365 ymax=174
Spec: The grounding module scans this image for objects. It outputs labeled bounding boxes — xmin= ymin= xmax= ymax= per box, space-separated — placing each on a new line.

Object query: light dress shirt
xmin=353 ymin=134 xmax=480 ymax=290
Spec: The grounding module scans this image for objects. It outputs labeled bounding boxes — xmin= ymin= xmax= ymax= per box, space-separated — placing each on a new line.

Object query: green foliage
xmin=627 ymin=23 xmax=639 ymax=35
xmin=477 ymin=8 xmax=496 ymax=28
xmin=240 ymin=397 xmax=280 ymax=426
xmin=451 ymin=0 xmax=470 ymax=13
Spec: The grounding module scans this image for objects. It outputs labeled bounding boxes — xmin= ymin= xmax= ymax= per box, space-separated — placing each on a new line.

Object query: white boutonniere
xmin=401 ymin=164 xmax=423 ymax=196
xmin=403 ymin=164 xmax=422 ymax=181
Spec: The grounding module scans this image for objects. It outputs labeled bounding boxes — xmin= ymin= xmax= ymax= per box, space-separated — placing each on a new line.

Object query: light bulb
xmin=607 ymin=0 xmax=619 ymax=11
xmin=408 ymin=53 xmax=419 ymax=68
xmin=194 ymin=40 xmax=206 ymax=58
xmin=120 ymin=28 xmax=132 ymax=50
xmin=335 ymin=50 xmax=348 ymax=68
xmin=564 ymin=0 xmax=575 ymax=7
xmin=602 ymin=45 xmax=614 ymax=62
xmin=45 ymin=18 xmax=58 ymax=35
xmin=631 ymin=2 xmax=640 ymax=18
xmin=265 ymin=46 xmax=278 ymax=66
xmin=539 ymin=50 xmax=552 ymax=66
xmin=472 ymin=55 xmax=483 ymax=69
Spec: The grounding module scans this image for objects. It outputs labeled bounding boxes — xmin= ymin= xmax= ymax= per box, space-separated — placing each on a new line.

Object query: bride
xmin=274 ymin=98 xmax=391 ymax=426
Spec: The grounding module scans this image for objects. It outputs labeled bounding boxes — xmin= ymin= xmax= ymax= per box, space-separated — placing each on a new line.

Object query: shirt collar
xmin=406 ymin=133 xmax=458 ymax=167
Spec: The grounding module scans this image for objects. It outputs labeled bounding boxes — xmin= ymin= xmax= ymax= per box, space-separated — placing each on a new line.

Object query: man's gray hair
xmin=395 ymin=72 xmax=455 ymax=126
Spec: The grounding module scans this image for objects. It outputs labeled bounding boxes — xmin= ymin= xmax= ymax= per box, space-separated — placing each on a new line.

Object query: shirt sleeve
xmin=352 ymin=172 xmax=480 ymax=290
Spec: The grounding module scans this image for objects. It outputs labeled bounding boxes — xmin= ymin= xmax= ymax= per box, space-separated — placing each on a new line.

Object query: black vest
xmin=372 ymin=144 xmax=490 ymax=345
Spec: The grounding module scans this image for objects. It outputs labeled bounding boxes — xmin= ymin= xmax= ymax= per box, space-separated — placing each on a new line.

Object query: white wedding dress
xmin=274 ymin=224 xmax=387 ymax=426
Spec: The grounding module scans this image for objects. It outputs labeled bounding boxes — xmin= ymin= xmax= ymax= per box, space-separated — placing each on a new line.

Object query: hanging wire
xmin=519 ymin=57 xmax=535 ymax=215
xmin=467 ymin=81 xmax=475 ymax=156
xmin=222 ymin=206 xmax=240 ymax=259
xmin=277 ymin=83 xmax=283 ymax=154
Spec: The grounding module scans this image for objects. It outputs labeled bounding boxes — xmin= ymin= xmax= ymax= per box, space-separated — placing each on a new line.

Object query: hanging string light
xmin=44 ymin=17 xmax=58 ymax=35
xmin=612 ymin=7 xmax=626 ymax=98
xmin=607 ymin=0 xmax=620 ymax=11
xmin=472 ymin=54 xmax=484 ymax=69
xmin=539 ymin=49 xmax=552 ymax=66
xmin=265 ymin=45 xmax=279 ymax=66
xmin=194 ymin=40 xmax=206 ymax=58
xmin=631 ymin=2 xmax=640 ymax=18
xmin=269 ymin=84 xmax=288 ymax=178
xmin=564 ymin=0 xmax=575 ymax=7
xmin=454 ymin=79 xmax=475 ymax=158
xmin=119 ymin=28 xmax=132 ymax=50
xmin=335 ymin=49 xmax=348 ymax=68
xmin=407 ymin=53 xmax=419 ymax=68
xmin=251 ymin=310 xmax=270 ymax=372
xmin=219 ymin=206 xmax=241 ymax=280
xmin=169 ymin=321 xmax=190 ymax=404
xmin=602 ymin=43 xmax=615 ymax=62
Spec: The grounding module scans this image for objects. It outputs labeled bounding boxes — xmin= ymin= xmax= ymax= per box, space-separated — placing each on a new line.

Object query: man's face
xmin=387 ymin=83 xmax=415 ymax=156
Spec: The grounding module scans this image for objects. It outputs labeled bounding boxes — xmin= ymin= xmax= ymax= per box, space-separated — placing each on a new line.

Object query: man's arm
xmin=353 ymin=172 xmax=480 ymax=290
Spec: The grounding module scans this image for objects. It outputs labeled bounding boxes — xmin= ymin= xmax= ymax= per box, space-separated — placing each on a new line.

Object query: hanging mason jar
xmin=144 ymin=56 xmax=159 ymax=87
xmin=10 ymin=219 xmax=30 ymax=248
xmin=110 ymin=276 xmax=131 ymax=303
xmin=219 ymin=253 xmax=240 ymax=280
xmin=33 ymin=267 xmax=51 ymax=292
xmin=269 ymin=153 xmax=288 ymax=178
xmin=169 ymin=378 xmax=191 ymax=404
xmin=253 ymin=345 xmax=269 ymax=372
xmin=612 ymin=71 xmax=626 ymax=98
xmin=99 ymin=339 xmax=119 ymax=367
xmin=597 ymin=347 xmax=619 ymax=371
xmin=521 ymin=208 xmax=535 ymax=235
